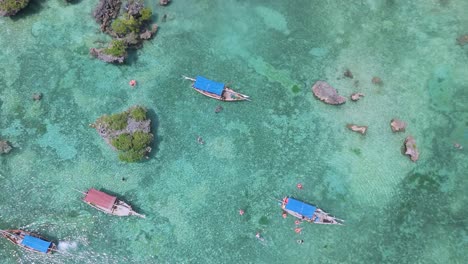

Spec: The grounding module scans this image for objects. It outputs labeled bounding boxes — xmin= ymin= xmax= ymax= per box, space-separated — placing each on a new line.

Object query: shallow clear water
xmin=0 ymin=0 xmax=467 ymax=263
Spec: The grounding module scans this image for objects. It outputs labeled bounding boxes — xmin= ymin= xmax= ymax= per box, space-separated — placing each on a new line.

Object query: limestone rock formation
xmin=404 ymin=136 xmax=419 ymax=162
xmin=390 ymin=119 xmax=406 ymax=132
xmin=90 ymin=48 xmax=126 ymax=64
xmin=93 ymin=0 xmax=122 ymax=33
xmin=346 ymin=124 xmax=368 ymax=135
xmin=93 ymin=105 xmax=154 ymax=162
xmin=311 ymin=81 xmax=346 ymax=105
xmin=0 ymin=140 xmax=12 ymax=154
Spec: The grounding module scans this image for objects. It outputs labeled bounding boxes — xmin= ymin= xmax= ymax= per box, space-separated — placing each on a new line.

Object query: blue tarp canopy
xmin=21 ymin=235 xmax=51 ymax=253
xmin=285 ymin=198 xmax=316 ymax=219
xmin=193 ymin=76 xmax=225 ymax=96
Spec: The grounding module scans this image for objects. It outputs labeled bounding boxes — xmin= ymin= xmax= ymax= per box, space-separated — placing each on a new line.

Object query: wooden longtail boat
xmin=0 ymin=229 xmax=56 ymax=254
xmin=81 ymin=188 xmax=145 ymax=218
xmin=280 ymin=197 xmax=344 ymax=225
xmin=183 ymin=75 xmax=250 ymax=101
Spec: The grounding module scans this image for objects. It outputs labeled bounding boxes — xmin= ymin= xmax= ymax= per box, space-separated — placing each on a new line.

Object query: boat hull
xmin=281 ymin=197 xmax=343 ymax=225
xmin=1 ymin=229 xmax=56 ymax=254
xmin=193 ymin=87 xmax=249 ymax=101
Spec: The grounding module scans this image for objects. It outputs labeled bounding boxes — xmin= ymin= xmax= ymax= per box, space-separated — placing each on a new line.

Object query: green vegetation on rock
xmin=0 ymin=0 xmax=29 ymax=14
xmin=95 ymin=106 xmax=153 ymax=163
xmin=111 ymin=16 xmax=140 ymax=36
xmin=139 ymin=7 xmax=152 ymax=22
xmin=103 ymin=40 xmax=127 ymax=57
xmin=102 ymin=112 xmax=128 ymax=130
xmin=129 ymin=106 xmax=147 ymax=121
xmin=132 ymin=131 xmax=153 ymax=151
xmin=118 ymin=149 xmax=146 ymax=163
xmin=111 ymin=133 xmax=133 ymax=151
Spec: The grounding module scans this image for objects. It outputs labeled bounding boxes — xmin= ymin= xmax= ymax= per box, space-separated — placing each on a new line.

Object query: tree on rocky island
xmin=0 ymin=0 xmax=29 ymax=16
xmin=91 ymin=0 xmax=158 ymax=64
xmin=93 ymin=106 xmax=154 ymax=163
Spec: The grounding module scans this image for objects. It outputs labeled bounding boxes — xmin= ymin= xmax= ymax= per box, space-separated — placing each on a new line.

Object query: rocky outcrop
xmin=312 ymin=81 xmax=346 ymax=105
xmin=159 ymin=0 xmax=170 ymax=6
xmin=457 ymin=34 xmax=468 ymax=46
xmin=140 ymin=24 xmax=158 ymax=40
xmin=93 ymin=0 xmax=122 ymax=33
xmin=0 ymin=0 xmax=29 ymax=16
xmin=350 ymin=93 xmax=364 ymax=102
xmin=404 ymin=136 xmax=419 ymax=162
xmin=90 ymin=48 xmax=126 ymax=64
xmin=93 ymin=105 xmax=154 ymax=162
xmin=390 ymin=119 xmax=406 ymax=132
xmin=0 ymin=140 xmax=12 ymax=154
xmin=346 ymin=124 xmax=367 ymax=135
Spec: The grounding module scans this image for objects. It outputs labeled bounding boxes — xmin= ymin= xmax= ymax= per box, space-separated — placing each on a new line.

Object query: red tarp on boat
xmin=84 ymin=189 xmax=116 ymax=210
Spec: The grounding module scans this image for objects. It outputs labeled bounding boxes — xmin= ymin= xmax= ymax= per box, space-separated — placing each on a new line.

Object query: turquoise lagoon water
xmin=0 ymin=0 xmax=467 ymax=263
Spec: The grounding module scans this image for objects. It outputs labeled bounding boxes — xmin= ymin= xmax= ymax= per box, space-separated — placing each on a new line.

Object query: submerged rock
xmin=344 ymin=69 xmax=353 ymax=79
xmin=346 ymin=124 xmax=368 ymax=135
xmin=32 ymin=92 xmax=43 ymax=101
xmin=159 ymin=0 xmax=170 ymax=6
xmin=456 ymin=34 xmax=468 ymax=46
xmin=90 ymin=48 xmax=126 ymax=64
xmin=372 ymin=77 xmax=383 ymax=85
xmin=390 ymin=119 xmax=406 ymax=132
xmin=215 ymin=105 xmax=223 ymax=113
xmin=350 ymin=93 xmax=365 ymax=102
xmin=0 ymin=0 xmax=30 ymax=17
xmin=404 ymin=136 xmax=419 ymax=162
xmin=0 ymin=140 xmax=12 ymax=154
xmin=311 ymin=81 xmax=346 ymax=105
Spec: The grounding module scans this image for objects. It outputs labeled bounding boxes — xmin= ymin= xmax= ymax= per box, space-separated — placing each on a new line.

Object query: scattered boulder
xmin=0 ymin=140 xmax=12 ymax=154
xmin=32 ymin=92 xmax=43 ymax=101
xmin=372 ymin=77 xmax=383 ymax=85
xmin=344 ymin=69 xmax=353 ymax=79
xmin=390 ymin=119 xmax=406 ymax=132
xmin=404 ymin=136 xmax=419 ymax=162
xmin=311 ymin=81 xmax=346 ymax=105
xmin=346 ymin=124 xmax=368 ymax=135
xmin=93 ymin=0 xmax=122 ymax=33
xmin=159 ymin=0 xmax=170 ymax=6
xmin=0 ymin=0 xmax=30 ymax=17
xmin=456 ymin=34 xmax=468 ymax=46
xmin=350 ymin=93 xmax=365 ymax=102
xmin=90 ymin=48 xmax=126 ymax=64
